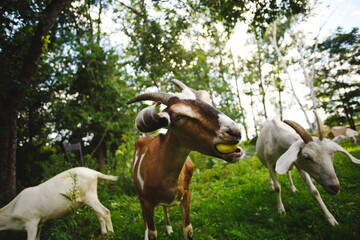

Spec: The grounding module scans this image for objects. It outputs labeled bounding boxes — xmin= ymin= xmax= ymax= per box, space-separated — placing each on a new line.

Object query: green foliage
xmin=60 ymin=172 xmax=80 ymax=205
xmin=199 ymin=0 xmax=309 ymax=34
xmin=2 ymin=142 xmax=359 ymax=240
xmin=2 ymin=0 xmax=360 ymax=239
xmin=315 ymin=27 xmax=360 ymax=128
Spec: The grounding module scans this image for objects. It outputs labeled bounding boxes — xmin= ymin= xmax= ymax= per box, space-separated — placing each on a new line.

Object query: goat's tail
xmin=98 ymin=173 xmax=118 ymax=181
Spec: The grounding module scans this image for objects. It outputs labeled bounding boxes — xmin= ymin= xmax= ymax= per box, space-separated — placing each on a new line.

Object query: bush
xmin=1 ymin=142 xmax=360 ymax=240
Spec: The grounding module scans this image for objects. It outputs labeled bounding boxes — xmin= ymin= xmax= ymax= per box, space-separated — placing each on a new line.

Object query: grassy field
xmin=1 ymin=141 xmax=360 ymax=240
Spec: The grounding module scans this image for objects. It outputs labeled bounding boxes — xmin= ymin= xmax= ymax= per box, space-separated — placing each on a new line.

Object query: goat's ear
xmin=276 ymin=140 xmax=304 ymax=174
xmin=328 ymin=140 xmax=360 ymax=164
xmin=135 ymin=102 xmax=170 ymax=133
xmin=195 ymin=90 xmax=213 ymax=105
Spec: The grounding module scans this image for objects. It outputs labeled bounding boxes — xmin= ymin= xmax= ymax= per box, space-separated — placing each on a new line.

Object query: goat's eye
xmin=173 ymin=115 xmax=185 ymax=121
xmin=302 ymin=154 xmax=312 ymax=161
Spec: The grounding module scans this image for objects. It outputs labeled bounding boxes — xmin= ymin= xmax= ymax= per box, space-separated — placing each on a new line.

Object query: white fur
xmin=144 ymin=228 xmax=149 ymax=240
xmin=0 ymin=167 xmax=117 ymax=240
xmin=144 ymin=228 xmax=157 ymax=240
xmin=171 ymin=104 xmax=201 ymax=119
xmin=175 ymin=88 xmax=196 ymax=100
xmin=218 ymin=113 xmax=238 ymax=131
xmin=137 ymin=151 xmax=147 ymax=191
xmin=183 ymin=223 xmax=193 ymax=240
xmin=133 ymin=150 xmax=139 ymax=169
xmin=166 ymin=225 xmax=173 ymax=235
xmin=256 ymin=119 xmax=360 ymax=226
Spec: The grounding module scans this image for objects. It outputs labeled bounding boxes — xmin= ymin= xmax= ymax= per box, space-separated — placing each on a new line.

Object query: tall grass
xmin=1 ymin=142 xmax=360 ymax=239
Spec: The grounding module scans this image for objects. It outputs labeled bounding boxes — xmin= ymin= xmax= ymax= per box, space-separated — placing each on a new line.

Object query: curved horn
xmin=172 ymin=79 xmax=213 ymax=105
xmin=135 ymin=102 xmax=170 ymax=132
xmin=284 ymin=120 xmax=313 ymax=144
xmin=127 ymin=92 xmax=173 ymax=105
xmin=171 ymin=79 xmax=189 ymax=90
xmin=313 ymin=111 xmax=324 ymax=140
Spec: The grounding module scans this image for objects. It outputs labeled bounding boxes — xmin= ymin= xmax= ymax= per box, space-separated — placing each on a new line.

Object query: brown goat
xmin=128 ymin=80 xmax=244 ymax=240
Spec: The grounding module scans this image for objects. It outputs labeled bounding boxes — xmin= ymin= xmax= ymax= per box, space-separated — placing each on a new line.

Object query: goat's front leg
xmin=140 ymin=199 xmax=157 ymax=240
xmin=25 ymin=219 xmax=40 ymax=240
xmin=296 ymin=166 xmax=338 ymax=226
xmin=35 ymin=225 xmax=42 ymax=240
xmin=163 ymin=206 xmax=173 ymax=235
xmin=268 ymin=167 xmax=286 ymax=214
xmin=180 ymin=189 xmax=193 ymax=240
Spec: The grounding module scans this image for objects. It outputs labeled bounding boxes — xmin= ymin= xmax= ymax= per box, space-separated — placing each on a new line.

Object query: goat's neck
xmin=160 ymin=131 xmax=191 ymax=177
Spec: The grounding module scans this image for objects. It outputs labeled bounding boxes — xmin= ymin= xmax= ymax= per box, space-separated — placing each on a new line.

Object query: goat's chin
xmin=214 ymin=147 xmax=244 ymax=163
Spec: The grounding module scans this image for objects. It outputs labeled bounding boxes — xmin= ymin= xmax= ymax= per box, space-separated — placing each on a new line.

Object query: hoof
xmin=183 ymin=224 xmax=193 ymax=240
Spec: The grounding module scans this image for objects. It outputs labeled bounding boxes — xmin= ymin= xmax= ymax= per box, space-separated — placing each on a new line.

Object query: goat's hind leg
xmin=268 ymin=167 xmax=286 ymax=214
xmin=86 ymin=198 xmax=114 ymax=234
xmin=269 ymin=178 xmax=275 ymax=191
xmin=163 ymin=206 xmax=173 ymax=235
xmin=287 ymin=171 xmax=298 ymax=192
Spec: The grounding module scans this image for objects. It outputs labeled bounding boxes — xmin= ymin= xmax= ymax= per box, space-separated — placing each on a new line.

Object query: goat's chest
xmin=141 ymin=177 xmax=185 ymax=206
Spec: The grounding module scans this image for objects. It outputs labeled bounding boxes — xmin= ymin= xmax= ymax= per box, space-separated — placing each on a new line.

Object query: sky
xmin=286 ymin=0 xmax=360 ymax=124
xmin=226 ymin=0 xmax=360 ymax=137
xmin=319 ymin=0 xmax=360 ymax=38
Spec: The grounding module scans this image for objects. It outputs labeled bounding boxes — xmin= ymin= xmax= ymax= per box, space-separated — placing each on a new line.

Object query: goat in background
xmin=256 ymin=112 xmax=360 ymax=226
xmin=0 ymin=167 xmax=118 ymax=240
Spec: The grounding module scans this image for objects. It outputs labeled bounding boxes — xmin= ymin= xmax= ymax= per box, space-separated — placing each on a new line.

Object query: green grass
xmin=1 ymin=142 xmax=360 ymax=240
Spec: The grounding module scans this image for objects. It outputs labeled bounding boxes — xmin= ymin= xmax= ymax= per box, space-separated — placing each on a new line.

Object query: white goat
xmin=256 ymin=116 xmax=360 ymax=226
xmin=0 ymin=167 xmax=118 ymax=240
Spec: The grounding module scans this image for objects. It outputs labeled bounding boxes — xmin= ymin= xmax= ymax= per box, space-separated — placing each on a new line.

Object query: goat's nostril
xmin=234 ymin=148 xmax=242 ymax=154
xmin=226 ymin=128 xmax=241 ymax=139
xmin=329 ymin=184 xmax=340 ymax=194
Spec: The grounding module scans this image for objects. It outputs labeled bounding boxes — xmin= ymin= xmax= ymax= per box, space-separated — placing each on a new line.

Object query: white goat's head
xmin=127 ymin=79 xmax=244 ymax=163
xmin=276 ymin=112 xmax=360 ymax=195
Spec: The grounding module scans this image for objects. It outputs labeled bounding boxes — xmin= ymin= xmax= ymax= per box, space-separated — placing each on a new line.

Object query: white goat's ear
xmin=329 ymin=141 xmax=360 ymax=164
xmin=276 ymin=140 xmax=304 ymax=174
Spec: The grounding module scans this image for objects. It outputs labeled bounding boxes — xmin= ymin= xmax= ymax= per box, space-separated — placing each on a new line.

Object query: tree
xmin=199 ymin=0 xmax=309 ymax=34
xmin=46 ymin=0 xmax=136 ymax=171
xmin=315 ymin=27 xmax=360 ymax=129
xmin=230 ymin=53 xmax=250 ymax=140
xmin=270 ymin=19 xmax=312 ymax=129
xmin=0 ymin=0 xmax=70 ymax=204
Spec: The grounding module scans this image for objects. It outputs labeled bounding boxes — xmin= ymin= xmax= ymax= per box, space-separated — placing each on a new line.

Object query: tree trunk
xmin=0 ymin=109 xmax=18 ymax=204
xmin=341 ymin=97 xmax=356 ymax=130
xmin=257 ymin=41 xmax=268 ymax=119
xmin=250 ymin=94 xmax=259 ymax=137
xmin=278 ymin=90 xmax=283 ymax=120
xmin=271 ymin=21 xmax=312 ymax=128
xmin=230 ymin=53 xmax=250 ymax=140
xmin=96 ymin=141 xmax=107 ymax=172
xmin=0 ymin=0 xmax=69 ymax=204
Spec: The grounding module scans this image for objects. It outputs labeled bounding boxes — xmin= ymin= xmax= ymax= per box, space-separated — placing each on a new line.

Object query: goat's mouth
xmin=214 ymin=143 xmax=244 ymax=162
xmin=324 ymin=184 xmax=340 ymax=195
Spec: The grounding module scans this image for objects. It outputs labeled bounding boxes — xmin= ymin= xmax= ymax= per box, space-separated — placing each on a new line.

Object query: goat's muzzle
xmin=215 ymin=144 xmax=244 ymax=163
xmin=213 ymin=137 xmax=244 ymax=163
xmin=326 ymin=184 xmax=340 ymax=195
xmin=213 ymin=120 xmax=244 ymax=162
